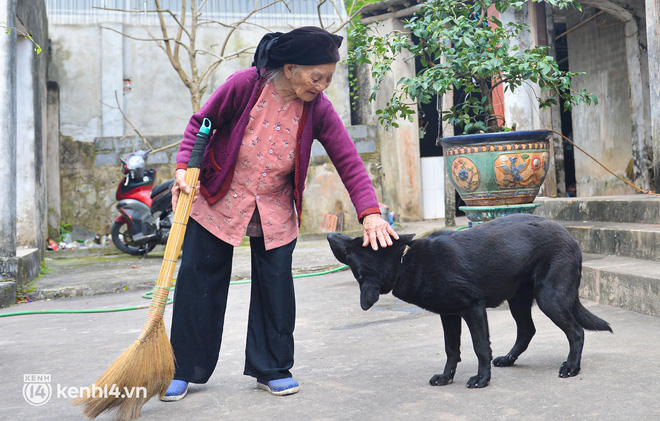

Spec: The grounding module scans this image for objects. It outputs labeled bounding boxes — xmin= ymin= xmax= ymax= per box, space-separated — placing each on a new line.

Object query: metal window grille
xmin=46 ymin=0 xmax=346 ymax=27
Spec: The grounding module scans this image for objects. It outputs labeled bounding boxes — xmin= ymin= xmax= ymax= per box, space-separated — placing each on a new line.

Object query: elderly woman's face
xmin=284 ymin=63 xmax=336 ymax=102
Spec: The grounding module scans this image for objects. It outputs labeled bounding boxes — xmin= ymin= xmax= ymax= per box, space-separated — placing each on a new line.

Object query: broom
xmin=73 ymin=118 xmax=212 ymax=420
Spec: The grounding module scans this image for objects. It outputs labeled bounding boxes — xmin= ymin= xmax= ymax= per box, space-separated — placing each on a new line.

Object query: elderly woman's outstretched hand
xmin=362 ymin=214 xmax=399 ymax=250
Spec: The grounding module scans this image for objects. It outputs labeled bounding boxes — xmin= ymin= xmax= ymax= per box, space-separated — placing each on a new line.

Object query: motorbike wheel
xmin=111 ymin=221 xmax=155 ymax=256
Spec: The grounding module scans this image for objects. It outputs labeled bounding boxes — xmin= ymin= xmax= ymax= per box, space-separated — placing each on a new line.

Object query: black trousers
xmin=170 ymin=219 xmax=296 ymax=384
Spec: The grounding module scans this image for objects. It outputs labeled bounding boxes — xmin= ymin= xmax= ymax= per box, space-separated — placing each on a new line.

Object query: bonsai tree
xmin=348 ymin=0 xmax=597 ymax=133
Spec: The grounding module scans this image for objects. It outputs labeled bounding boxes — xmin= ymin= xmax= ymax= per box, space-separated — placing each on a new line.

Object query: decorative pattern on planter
xmin=494 ymin=152 xmax=549 ymax=189
xmin=451 ymin=157 xmax=480 ymax=192
xmin=439 ymin=130 xmax=553 ymax=207
xmin=443 ymin=141 xmax=549 ymax=156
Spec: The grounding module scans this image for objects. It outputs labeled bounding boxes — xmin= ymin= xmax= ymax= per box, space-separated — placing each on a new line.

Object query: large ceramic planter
xmin=439 ymin=130 xmax=552 ymax=206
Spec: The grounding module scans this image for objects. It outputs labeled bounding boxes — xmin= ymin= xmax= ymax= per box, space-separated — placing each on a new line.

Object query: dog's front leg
xmin=430 ymin=314 xmax=462 ymax=386
xmin=461 ymin=305 xmax=492 ymax=388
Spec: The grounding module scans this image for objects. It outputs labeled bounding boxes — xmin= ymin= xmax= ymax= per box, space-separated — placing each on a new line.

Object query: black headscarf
xmin=252 ymin=26 xmax=343 ymax=77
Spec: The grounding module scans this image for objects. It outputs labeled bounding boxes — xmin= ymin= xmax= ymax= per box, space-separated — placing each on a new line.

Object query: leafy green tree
xmin=348 ymin=0 xmax=597 ymax=133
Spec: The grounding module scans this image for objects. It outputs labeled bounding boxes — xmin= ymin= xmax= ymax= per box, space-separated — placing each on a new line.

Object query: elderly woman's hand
xmin=171 ymin=168 xmax=200 ymax=210
xmin=362 ymin=214 xmax=399 ymax=250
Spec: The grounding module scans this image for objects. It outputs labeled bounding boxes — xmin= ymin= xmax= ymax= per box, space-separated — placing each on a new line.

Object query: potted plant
xmin=348 ymin=0 xmax=597 ymax=209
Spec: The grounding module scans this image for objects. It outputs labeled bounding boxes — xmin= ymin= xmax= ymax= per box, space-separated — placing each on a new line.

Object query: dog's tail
xmin=573 ymin=301 xmax=613 ymax=332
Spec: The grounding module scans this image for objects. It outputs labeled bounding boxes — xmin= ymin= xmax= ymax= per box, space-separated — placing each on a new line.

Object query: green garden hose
xmin=1 ymin=226 xmax=470 ymax=318
xmin=0 ymin=265 xmax=349 ymax=318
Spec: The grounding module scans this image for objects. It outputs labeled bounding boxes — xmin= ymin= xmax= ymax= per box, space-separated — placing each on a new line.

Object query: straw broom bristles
xmin=73 ymin=321 xmax=174 ymax=420
xmin=73 ymin=162 xmax=203 ymax=420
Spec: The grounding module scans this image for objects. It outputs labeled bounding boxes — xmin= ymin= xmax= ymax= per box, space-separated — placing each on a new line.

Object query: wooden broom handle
xmin=136 ymin=120 xmax=211 ymax=345
xmin=154 ymin=118 xmax=211 ymax=290
xmin=153 ymin=167 xmax=199 ymax=289
xmin=138 ymin=120 xmax=211 ymax=342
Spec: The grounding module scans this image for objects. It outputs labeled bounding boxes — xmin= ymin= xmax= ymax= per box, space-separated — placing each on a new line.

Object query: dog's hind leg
xmin=493 ymin=285 xmax=536 ymax=367
xmin=535 ymin=287 xmax=585 ymax=378
xmin=430 ymin=314 xmax=462 ymax=386
xmin=461 ymin=305 xmax=492 ymax=388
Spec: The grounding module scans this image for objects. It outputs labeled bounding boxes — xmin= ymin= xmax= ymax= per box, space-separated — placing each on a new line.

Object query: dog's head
xmin=327 ymin=232 xmax=415 ymax=310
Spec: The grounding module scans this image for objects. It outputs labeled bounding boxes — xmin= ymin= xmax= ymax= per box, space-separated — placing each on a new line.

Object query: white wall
xmin=567 ymin=12 xmax=634 ymax=196
xmin=48 ymin=25 xmax=102 ymax=143
xmin=421 ymin=157 xmax=445 ymax=220
xmin=49 ymin=23 xmax=351 ymax=143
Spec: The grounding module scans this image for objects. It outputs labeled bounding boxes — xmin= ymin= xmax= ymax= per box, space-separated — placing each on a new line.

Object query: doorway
xmin=554 ymin=22 xmax=576 ymax=197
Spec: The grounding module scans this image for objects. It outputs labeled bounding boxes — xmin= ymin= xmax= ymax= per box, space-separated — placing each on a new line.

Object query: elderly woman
xmin=162 ymin=26 xmax=397 ymax=401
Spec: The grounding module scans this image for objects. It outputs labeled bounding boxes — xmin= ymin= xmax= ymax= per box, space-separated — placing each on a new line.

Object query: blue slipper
xmin=160 ymin=379 xmax=188 ymax=401
xmin=257 ymin=377 xmax=299 ymax=396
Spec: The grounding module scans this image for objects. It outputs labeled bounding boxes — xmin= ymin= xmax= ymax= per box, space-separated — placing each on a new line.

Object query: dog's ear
xmin=398 ymin=233 xmax=416 ymax=245
xmin=327 ymin=232 xmax=354 ymax=264
xmin=360 ymin=282 xmax=380 ymax=310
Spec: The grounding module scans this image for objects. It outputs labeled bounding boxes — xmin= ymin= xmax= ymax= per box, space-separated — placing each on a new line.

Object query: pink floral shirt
xmin=191 ymin=81 xmax=302 ymax=250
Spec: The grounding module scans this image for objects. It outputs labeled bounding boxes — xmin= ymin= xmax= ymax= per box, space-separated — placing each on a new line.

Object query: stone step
xmin=0 ymin=248 xmax=40 ymax=309
xmin=581 ymin=253 xmax=660 ymax=317
xmin=558 ymin=220 xmax=660 ymax=262
xmin=534 ymin=195 xmax=660 ymax=224
xmin=0 ymin=281 xmax=17 ymax=309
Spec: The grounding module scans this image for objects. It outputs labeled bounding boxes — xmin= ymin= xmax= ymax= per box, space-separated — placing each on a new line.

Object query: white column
xmin=648 ymin=0 xmax=660 ymax=192
xmin=0 ymin=0 xmax=17 ymax=256
xmin=101 ymin=22 xmax=124 ymax=137
xmin=16 ymin=35 xmax=37 ymax=247
xmin=47 ymin=82 xmax=61 ymax=238
xmin=624 ymin=19 xmax=650 ymax=191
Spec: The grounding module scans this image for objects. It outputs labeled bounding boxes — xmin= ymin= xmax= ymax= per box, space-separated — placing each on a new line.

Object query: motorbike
xmin=111 ymin=149 xmax=175 ymax=255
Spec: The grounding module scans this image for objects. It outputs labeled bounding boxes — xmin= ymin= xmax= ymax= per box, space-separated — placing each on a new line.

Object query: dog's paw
xmin=429 ymin=374 xmax=453 ymax=386
xmin=493 ymin=355 xmax=517 ymax=367
xmin=466 ymin=374 xmax=490 ymax=388
xmin=558 ymin=361 xmax=581 ymax=378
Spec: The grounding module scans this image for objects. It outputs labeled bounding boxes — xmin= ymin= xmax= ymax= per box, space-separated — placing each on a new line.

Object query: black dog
xmin=327 ymin=214 xmax=612 ymax=388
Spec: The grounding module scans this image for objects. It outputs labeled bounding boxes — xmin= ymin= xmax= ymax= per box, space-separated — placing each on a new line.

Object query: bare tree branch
xmin=317 ymin=0 xmax=327 ymax=29
xmin=188 ymin=0 xmax=202 ymax=108
xmin=198 ymin=46 xmax=255 ymax=93
xmin=154 ymin=0 xmax=175 ymax=68
xmin=172 ymin=0 xmax=187 ymax=65
xmin=345 ymin=0 xmax=358 ymax=16
xmin=196 ymin=46 xmax=254 ymax=61
xmin=197 ymin=0 xmax=209 ymax=14
xmin=218 ymin=0 xmax=287 ymax=58
xmin=108 ymin=91 xmax=183 ymax=153
xmin=100 ymin=25 xmax=191 ymax=52
xmin=152 ymin=0 xmax=198 ymax=96
xmin=151 ymin=139 xmax=182 ymax=154
xmin=198 ymin=19 xmax=272 ymax=34
xmin=321 ymin=0 xmax=367 ymax=34
xmin=114 ymin=91 xmax=152 ymax=150
xmin=97 ymin=0 xmax=354 ymax=120
xmin=93 ymin=5 xmax=192 ymax=39
xmin=143 ymin=25 xmax=172 ymax=56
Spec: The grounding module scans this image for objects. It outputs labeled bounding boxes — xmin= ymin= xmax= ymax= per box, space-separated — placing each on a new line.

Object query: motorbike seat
xmin=151 ymin=179 xmax=175 ymax=199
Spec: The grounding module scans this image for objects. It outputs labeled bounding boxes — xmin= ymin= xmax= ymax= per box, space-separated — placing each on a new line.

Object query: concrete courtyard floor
xmin=1 ymin=227 xmax=659 ymax=420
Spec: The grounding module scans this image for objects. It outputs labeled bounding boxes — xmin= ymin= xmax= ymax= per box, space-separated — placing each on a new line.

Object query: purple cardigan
xmin=176 ymin=67 xmax=380 ymax=225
